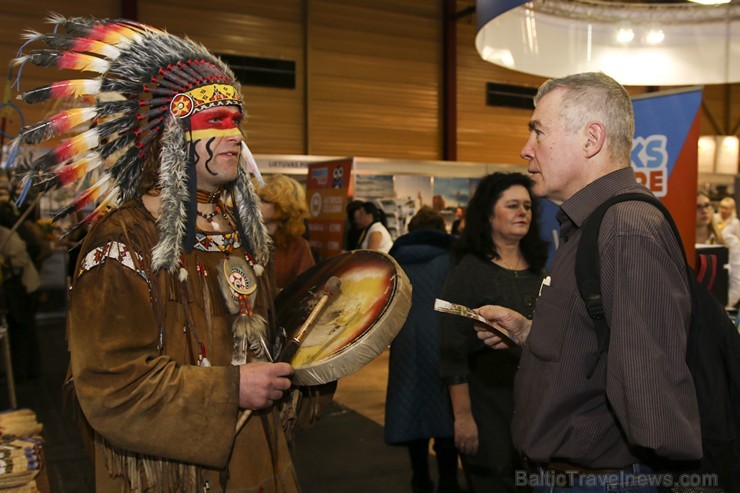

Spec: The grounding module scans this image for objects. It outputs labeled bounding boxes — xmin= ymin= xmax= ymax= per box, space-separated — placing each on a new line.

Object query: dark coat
xmin=384 ymin=230 xmax=455 ymax=444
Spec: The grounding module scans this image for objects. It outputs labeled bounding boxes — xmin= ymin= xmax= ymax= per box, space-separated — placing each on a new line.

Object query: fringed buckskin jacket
xmin=67 ymin=199 xmax=302 ymax=493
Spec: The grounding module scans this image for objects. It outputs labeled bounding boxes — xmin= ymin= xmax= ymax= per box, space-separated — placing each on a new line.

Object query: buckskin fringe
xmin=98 ymin=435 xmax=201 ymax=492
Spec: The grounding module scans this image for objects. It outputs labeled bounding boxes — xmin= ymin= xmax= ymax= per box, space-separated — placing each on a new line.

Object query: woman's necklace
xmin=498 ymin=253 xmax=523 ymax=277
xmin=494 ymin=252 xmax=537 ymax=317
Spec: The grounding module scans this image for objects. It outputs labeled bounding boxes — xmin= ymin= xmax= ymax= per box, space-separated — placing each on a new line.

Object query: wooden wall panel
xmin=307 ymin=0 xmax=442 ymax=159
xmin=140 ymin=0 xmax=305 ymax=155
xmin=457 ymin=0 xmax=544 ymax=166
xmin=701 ymin=84 xmax=740 ymax=137
xmin=454 ymin=3 xmax=542 ymax=167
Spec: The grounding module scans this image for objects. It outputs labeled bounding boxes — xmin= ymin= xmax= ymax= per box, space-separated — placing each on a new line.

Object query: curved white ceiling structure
xmin=475 ymin=0 xmax=740 ymax=85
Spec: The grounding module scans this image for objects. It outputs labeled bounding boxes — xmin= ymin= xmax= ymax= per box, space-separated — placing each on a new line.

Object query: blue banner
xmin=631 ymin=89 xmax=703 ymax=198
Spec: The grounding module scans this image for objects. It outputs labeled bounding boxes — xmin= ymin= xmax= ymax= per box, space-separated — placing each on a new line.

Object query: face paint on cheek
xmin=203 ymin=138 xmax=218 ymax=176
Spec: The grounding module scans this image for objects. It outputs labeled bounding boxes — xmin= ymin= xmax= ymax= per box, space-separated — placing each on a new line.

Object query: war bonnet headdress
xmin=5 ymin=14 xmax=270 ymax=272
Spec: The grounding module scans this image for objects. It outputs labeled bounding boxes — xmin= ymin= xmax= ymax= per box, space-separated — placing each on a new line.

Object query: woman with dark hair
xmin=344 ymin=200 xmax=365 ymax=251
xmin=450 ymin=206 xmax=465 ymax=236
xmin=353 ymin=201 xmax=393 ymax=253
xmin=438 ymin=172 xmax=548 ymax=492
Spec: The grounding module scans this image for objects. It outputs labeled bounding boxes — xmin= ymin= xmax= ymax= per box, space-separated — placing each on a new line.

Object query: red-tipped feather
xmin=52 ymin=174 xmax=111 ymax=222
xmin=28 ymin=31 xmax=121 ymax=60
xmin=85 ymin=22 xmax=145 ymax=47
xmin=62 ymin=187 xmax=119 ymax=239
xmin=70 ymin=37 xmax=121 ymax=59
xmin=21 ymin=107 xmax=96 ymax=144
xmin=55 ymin=153 xmax=103 ymax=187
xmin=18 ymin=51 xmax=109 ymax=73
xmin=53 ymin=128 xmax=100 ymax=164
xmin=19 ymin=79 xmax=102 ymax=104
xmin=56 ymin=51 xmax=109 ymax=73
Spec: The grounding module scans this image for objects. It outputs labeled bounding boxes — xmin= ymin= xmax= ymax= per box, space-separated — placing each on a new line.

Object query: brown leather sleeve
xmin=68 ymin=258 xmax=240 ymax=468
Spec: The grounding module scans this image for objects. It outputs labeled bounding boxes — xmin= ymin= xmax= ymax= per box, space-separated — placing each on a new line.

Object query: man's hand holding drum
xmin=239 ymin=362 xmax=294 ymax=410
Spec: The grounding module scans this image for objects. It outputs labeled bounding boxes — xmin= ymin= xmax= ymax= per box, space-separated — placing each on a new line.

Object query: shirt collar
xmin=559 ymin=167 xmax=641 ymax=230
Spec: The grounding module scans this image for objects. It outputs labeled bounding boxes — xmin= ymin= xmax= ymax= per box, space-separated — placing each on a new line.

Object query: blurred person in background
xmin=256 ymin=174 xmax=315 ymax=291
xmin=353 ymin=201 xmax=393 ymax=253
xmin=344 ymin=200 xmax=364 ymax=251
xmin=451 ymin=206 xmax=465 ymax=236
xmin=716 ymin=196 xmax=739 ymax=235
xmin=0 ymin=175 xmax=44 ymax=382
xmin=438 ymin=173 xmax=548 ymax=492
xmin=385 ymin=206 xmax=463 ymax=493
xmin=0 ymin=175 xmax=53 ymax=272
xmin=696 ymin=192 xmax=724 ymax=245
xmin=718 ymin=195 xmax=740 ymax=308
xmin=0 ymin=222 xmax=41 ymax=383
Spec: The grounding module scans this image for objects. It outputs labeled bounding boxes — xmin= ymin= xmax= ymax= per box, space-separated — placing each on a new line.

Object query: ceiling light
xmin=688 ymin=0 xmax=731 ymax=5
xmin=616 ymin=27 xmax=635 ymax=43
xmin=475 ymin=0 xmax=740 ymax=86
xmin=645 ymin=29 xmax=665 ymax=45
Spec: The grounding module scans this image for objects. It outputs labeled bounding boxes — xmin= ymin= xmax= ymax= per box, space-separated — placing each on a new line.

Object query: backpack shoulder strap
xmin=575 ymin=192 xmax=686 ymax=378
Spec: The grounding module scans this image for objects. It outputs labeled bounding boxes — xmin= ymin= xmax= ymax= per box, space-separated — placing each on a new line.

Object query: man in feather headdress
xmin=7 ymin=15 xmax=320 ymax=492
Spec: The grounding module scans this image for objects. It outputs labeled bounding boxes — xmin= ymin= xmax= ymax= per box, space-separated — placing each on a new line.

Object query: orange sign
xmin=306 ymin=158 xmax=353 ymax=259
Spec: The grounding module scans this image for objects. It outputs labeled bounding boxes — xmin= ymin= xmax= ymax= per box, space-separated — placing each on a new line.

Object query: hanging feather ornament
xmin=217 ymin=256 xmax=268 ymax=364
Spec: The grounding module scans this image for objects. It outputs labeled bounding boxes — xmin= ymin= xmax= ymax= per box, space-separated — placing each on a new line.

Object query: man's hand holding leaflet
xmin=434 ymin=298 xmax=524 ymax=347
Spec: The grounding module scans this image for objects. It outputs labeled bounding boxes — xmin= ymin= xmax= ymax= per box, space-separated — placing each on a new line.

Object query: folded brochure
xmin=434 ymin=298 xmax=520 ymax=346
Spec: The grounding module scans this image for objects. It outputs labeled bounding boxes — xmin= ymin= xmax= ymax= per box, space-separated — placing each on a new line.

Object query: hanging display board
xmin=306 ymin=158 xmax=354 ymax=259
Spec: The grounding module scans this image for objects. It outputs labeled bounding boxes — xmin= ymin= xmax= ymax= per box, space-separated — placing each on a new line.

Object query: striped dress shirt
xmin=512 ymin=167 xmax=702 ymax=468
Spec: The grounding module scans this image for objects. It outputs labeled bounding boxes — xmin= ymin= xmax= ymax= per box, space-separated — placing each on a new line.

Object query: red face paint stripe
xmin=189 ymin=108 xmax=243 ymax=131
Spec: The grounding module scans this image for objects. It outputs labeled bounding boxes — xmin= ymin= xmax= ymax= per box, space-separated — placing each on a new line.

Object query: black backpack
xmin=575 ymin=192 xmax=740 ymax=493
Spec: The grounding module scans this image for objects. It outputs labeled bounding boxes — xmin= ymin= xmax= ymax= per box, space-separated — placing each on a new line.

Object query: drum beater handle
xmin=235 ymin=276 xmax=342 ymax=435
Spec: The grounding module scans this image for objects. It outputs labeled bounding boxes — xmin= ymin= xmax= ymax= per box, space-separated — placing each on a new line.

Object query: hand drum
xmin=275 ymin=250 xmax=411 ymax=385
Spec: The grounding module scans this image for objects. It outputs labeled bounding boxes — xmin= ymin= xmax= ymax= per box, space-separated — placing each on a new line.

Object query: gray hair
xmin=535 ymin=72 xmax=634 ymax=166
